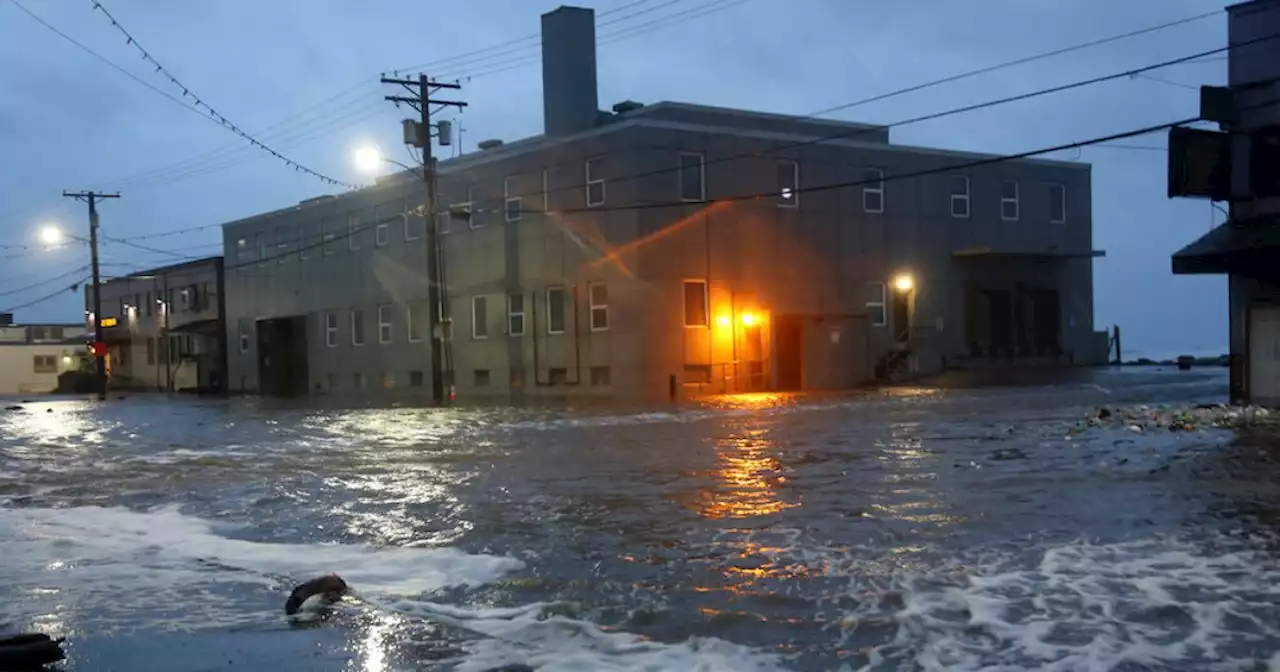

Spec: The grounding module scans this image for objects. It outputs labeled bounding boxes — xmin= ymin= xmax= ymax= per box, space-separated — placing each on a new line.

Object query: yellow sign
xmin=100 ymin=317 xmax=118 ymax=327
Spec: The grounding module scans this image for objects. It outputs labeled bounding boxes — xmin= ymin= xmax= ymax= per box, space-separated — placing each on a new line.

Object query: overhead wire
xmin=84 ymin=0 xmax=356 ymax=188
xmin=0 ymin=277 xmax=91 ymax=314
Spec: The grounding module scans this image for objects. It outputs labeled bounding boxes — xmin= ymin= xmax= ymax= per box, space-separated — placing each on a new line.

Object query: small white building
xmin=0 ymin=314 xmax=91 ymax=395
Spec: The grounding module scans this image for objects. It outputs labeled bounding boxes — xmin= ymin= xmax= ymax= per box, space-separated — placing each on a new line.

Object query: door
xmin=775 ymin=317 xmax=803 ymax=391
xmin=1248 ymin=306 xmax=1280 ymax=406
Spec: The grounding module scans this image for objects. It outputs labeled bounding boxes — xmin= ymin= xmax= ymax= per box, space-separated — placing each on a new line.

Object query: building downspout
xmin=216 ymin=259 xmax=228 ymax=395
xmin=532 ymin=288 xmax=549 ymax=386
xmin=570 ymin=284 xmax=582 ymax=385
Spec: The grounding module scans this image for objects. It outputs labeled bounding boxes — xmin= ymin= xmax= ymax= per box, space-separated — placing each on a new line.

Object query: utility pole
xmin=381 ymin=74 xmax=466 ymax=406
xmin=62 ymin=190 xmax=119 ymax=401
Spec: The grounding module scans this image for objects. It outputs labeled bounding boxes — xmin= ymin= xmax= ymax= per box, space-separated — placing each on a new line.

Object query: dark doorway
xmin=892 ymin=291 xmax=911 ymax=343
xmin=984 ymin=290 xmax=1012 ymax=357
xmin=257 ymin=316 xmax=309 ymax=397
xmin=1031 ymin=289 xmax=1062 ymax=355
xmin=775 ymin=317 xmax=803 ymax=390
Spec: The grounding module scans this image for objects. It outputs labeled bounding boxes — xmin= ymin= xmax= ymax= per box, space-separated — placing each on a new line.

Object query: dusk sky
xmin=0 ymin=0 xmax=1231 ymax=359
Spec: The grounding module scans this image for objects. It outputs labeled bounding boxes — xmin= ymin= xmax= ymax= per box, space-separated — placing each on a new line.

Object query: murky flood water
xmin=3 ymin=368 xmax=1279 ymax=671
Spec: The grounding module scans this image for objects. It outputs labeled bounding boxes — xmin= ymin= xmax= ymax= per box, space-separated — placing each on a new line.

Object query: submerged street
xmin=2 ymin=368 xmax=1279 ymax=671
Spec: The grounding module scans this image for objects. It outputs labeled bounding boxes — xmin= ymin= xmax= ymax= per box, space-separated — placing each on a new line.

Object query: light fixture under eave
xmin=893 ymin=274 xmax=914 ymax=292
xmin=740 ymin=311 xmax=756 ymax=327
xmin=716 ymin=315 xmax=731 ymax=328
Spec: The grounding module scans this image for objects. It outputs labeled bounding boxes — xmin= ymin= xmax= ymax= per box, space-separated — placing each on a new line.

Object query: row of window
xmin=948 ymin=176 xmax=1066 ymax=223
xmin=115 ymin=283 xmax=215 ymax=320
xmin=313 ymin=366 xmax=613 ymax=391
xmin=234 ymin=284 xmax=612 ymax=352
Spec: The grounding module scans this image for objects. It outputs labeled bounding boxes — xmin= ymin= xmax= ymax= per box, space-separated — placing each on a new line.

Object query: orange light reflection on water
xmin=689 ymin=426 xmax=800 ymax=521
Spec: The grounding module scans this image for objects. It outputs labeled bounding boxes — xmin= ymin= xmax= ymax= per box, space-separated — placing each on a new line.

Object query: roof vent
xmin=612 ymin=100 xmax=643 ymax=114
xmin=477 ymin=139 xmax=505 ymax=150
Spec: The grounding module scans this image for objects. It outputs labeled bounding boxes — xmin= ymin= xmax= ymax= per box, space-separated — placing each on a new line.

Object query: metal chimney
xmin=541 ymin=6 xmax=599 ymax=136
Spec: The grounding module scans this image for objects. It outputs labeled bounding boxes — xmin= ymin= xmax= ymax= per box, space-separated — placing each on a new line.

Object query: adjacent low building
xmin=0 ymin=313 xmax=90 ymax=395
xmin=84 ymin=257 xmax=227 ymax=392
xmin=221 ymin=5 xmax=1106 ymax=400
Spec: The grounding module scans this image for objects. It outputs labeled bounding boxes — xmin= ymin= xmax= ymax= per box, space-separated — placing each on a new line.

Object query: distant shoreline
xmin=1113 ymin=354 xmax=1229 ymax=367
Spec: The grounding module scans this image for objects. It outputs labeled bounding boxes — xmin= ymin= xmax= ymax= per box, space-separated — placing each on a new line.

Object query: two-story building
xmin=0 ymin=313 xmax=90 ymax=395
xmin=85 ymin=257 xmax=227 ymax=392
xmin=220 ymin=5 xmax=1106 ymax=400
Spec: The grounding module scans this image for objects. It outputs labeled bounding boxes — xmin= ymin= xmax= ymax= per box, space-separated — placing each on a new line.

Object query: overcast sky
xmin=0 ymin=0 xmax=1230 ymax=358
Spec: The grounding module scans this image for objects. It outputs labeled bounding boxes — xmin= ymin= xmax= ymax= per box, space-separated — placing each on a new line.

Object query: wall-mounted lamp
xmin=893 ymin=274 xmax=914 ymax=292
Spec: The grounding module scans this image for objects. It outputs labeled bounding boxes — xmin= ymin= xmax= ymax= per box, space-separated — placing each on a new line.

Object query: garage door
xmin=1248 ymin=306 xmax=1280 ymax=407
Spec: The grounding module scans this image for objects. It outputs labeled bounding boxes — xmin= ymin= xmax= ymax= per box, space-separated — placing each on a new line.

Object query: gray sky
xmin=0 ymin=0 xmax=1229 ymax=358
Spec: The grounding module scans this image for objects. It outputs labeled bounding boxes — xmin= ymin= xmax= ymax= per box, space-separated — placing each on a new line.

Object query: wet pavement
xmin=2 ymin=367 xmax=1279 ymax=671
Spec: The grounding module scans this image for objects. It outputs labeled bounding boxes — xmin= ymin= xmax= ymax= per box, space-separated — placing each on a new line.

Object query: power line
xmin=0 ymin=266 xmax=92 ymax=297
xmin=499 ymin=33 xmax=1278 ymax=204
xmin=1 ymin=277 xmax=90 ymax=314
xmin=85 ymin=0 xmax=356 ymax=189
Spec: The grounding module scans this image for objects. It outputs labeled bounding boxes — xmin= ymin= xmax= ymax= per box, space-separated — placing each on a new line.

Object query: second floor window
xmin=950 ymin=175 xmax=970 ymax=219
xmin=351 ymin=309 xmax=366 ymax=346
xmin=322 ymin=219 xmax=337 ymax=255
xmin=472 ymin=296 xmax=489 ymax=339
xmin=276 ymin=226 xmax=292 ymax=262
xmin=348 ymin=215 xmax=361 ymax=251
xmin=1001 ymin=180 xmax=1020 ymax=221
xmin=679 ymin=152 xmax=705 ymax=202
xmin=1049 ymin=183 xmax=1067 ymax=223
xmin=504 ymin=177 xmax=521 ymax=222
xmin=589 ymin=282 xmax=609 ymax=331
xmin=863 ymin=168 xmax=885 ymax=214
xmin=586 ymin=158 xmax=606 ymax=207
xmin=325 ymin=312 xmax=338 ymax=347
xmin=508 ymin=293 xmax=525 ymax=336
xmin=777 ymin=160 xmax=799 ymax=208
xmin=378 ymin=304 xmax=393 ymax=344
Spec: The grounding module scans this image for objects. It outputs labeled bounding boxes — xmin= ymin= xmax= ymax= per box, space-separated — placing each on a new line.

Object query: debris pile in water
xmin=1075 ymin=403 xmax=1273 ymax=435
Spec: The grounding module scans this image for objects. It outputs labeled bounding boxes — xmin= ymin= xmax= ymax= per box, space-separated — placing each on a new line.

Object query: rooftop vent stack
xmin=477 ymin=139 xmax=505 ymax=150
xmin=612 ymin=100 xmax=644 ymax=115
xmin=541 ymin=6 xmax=599 ymax=136
xmin=0 ymin=313 xmax=11 ymax=326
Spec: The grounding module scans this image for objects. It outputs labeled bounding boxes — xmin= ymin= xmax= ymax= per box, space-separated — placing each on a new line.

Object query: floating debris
xmin=1081 ymin=403 xmax=1273 ymax=435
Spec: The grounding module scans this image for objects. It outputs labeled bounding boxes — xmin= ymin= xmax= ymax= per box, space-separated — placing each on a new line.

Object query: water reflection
xmin=691 ymin=429 xmax=799 ymax=520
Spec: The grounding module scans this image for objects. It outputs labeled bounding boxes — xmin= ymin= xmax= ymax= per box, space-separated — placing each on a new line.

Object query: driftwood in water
xmin=0 ymin=633 xmax=66 ymax=670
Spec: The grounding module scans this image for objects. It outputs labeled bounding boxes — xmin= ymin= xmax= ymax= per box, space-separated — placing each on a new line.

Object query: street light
xmin=353 ymin=145 xmax=418 ymax=174
xmin=38 ymin=224 xmax=65 ymax=247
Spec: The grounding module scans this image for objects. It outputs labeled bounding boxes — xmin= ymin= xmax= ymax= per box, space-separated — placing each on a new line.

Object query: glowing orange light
xmin=716 ymin=315 xmax=731 ymax=328
xmin=740 ymin=312 xmax=756 ymax=327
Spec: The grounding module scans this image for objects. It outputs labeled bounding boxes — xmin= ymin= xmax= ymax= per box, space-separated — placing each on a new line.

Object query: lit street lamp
xmin=38 ymin=224 xmax=65 ymax=247
xmin=353 ymin=145 xmax=417 ymax=174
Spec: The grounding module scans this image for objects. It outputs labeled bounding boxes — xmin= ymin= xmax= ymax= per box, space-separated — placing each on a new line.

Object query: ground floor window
xmin=409 ymin=370 xmax=424 ymax=387
xmin=865 ymin=283 xmax=887 ymax=327
xmin=474 ymin=369 xmax=491 ymax=387
xmin=590 ymin=366 xmax=610 ymax=386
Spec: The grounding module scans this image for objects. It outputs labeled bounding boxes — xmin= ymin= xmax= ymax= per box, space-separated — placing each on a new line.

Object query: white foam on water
xmin=0 ymin=505 xmax=523 ymax=633
xmin=371 ymin=598 xmax=789 ymax=672
xmin=824 ymin=535 xmax=1280 ymax=671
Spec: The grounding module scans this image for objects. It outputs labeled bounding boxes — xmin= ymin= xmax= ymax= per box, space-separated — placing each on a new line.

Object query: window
xmin=679 ymin=152 xmax=705 ymax=202
xmin=549 ymin=368 xmax=569 ymax=385
xmin=375 ymin=221 xmax=389 ymax=247
xmin=407 ymin=301 xmax=424 ymax=343
xmin=50 ymin=327 xmax=63 ymax=339
xmin=683 ymin=280 xmax=708 ymax=327
xmin=381 ymin=371 xmax=395 ymax=389
xmin=180 ymin=288 xmax=191 ymax=311
xmin=1049 ymin=183 xmax=1067 ymax=223
xmin=235 ymin=237 xmax=250 ymax=266
xmin=472 ymin=296 xmax=489 ymax=339
xmin=590 ymin=366 xmax=611 ymax=386
xmin=325 ymin=312 xmax=339 ymax=347
xmin=546 ymin=287 xmax=566 ymax=334
xmin=353 ymin=372 xmax=366 ymax=390
xmin=409 ymin=370 xmax=424 ymax=387
xmin=865 ymin=283 xmax=887 ymax=327
xmin=510 ymin=367 xmax=525 ymax=388
xmin=322 ymin=219 xmax=337 ymax=255
xmin=276 ymin=222 xmax=291 ymax=259
xmin=351 ymin=309 xmax=366 ymax=346
xmin=508 ymin=293 xmax=525 ymax=336
xmin=474 ymin=369 xmax=491 ymax=387
xmin=348 ymin=214 xmax=361 ymax=251
xmin=404 ymin=201 xmax=423 ymax=241
xmin=777 ymin=160 xmax=799 ymax=208
xmin=299 ymin=223 xmax=312 ymax=260
xmin=467 ymin=186 xmax=483 ymax=229
xmin=145 ymin=291 xmax=152 ymax=317
xmin=437 ymin=212 xmax=451 ymax=235
xmin=327 ymin=372 xmax=338 ymax=390
xmin=377 ymin=304 xmax=393 ymax=344
xmin=1001 ymin=180 xmax=1020 ymax=221
xmin=684 ymin=364 xmax=712 ymax=384
xmin=504 ymin=177 xmax=521 ymax=222
xmin=586 ymin=158 xmax=606 ymax=207
xmin=146 ymin=337 xmax=156 ymax=364
xmin=33 ymin=355 xmax=57 ymax=374
xmin=238 ymin=320 xmax=251 ymax=352
xmin=950 ymin=175 xmax=970 ymax=219
xmin=863 ymin=167 xmax=885 ymax=213
xmin=588 ymin=282 xmax=608 ymax=331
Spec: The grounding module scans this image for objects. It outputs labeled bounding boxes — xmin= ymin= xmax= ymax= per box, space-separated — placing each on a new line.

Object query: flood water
xmin=2 ymin=368 xmax=1279 ymax=671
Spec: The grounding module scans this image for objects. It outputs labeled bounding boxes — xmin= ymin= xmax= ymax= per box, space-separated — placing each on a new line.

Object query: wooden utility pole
xmin=62 ymin=190 xmax=119 ymax=401
xmin=380 ymin=75 xmax=466 ymax=406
